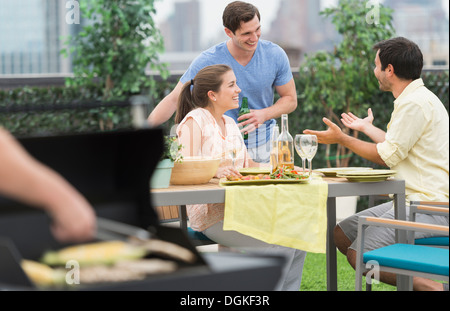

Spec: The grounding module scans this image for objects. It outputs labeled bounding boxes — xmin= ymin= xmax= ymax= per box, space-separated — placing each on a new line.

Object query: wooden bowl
xmin=170 ymin=157 xmax=220 ymax=185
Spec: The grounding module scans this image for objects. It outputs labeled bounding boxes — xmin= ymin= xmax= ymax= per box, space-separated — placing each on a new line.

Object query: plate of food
xmin=221 ymin=167 xmax=309 ymax=185
xmin=238 ymin=167 xmax=271 ymax=175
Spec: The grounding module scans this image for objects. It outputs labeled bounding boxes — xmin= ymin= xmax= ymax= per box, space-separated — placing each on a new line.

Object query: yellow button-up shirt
xmin=377 ymin=79 xmax=449 ymax=202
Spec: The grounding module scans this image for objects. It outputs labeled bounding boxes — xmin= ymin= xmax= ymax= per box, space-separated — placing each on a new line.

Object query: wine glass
xmin=226 ymin=134 xmax=244 ymax=169
xmin=298 ymin=134 xmax=318 ymax=179
xmin=270 ymin=125 xmax=280 ymax=173
xmin=294 ymin=134 xmax=307 ymax=175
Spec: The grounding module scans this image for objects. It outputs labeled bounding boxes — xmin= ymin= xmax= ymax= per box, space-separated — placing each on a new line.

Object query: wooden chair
xmin=409 ymin=201 xmax=449 ymax=248
xmin=365 ymin=199 xmax=448 ymax=247
xmin=355 ymin=215 xmax=449 ymax=291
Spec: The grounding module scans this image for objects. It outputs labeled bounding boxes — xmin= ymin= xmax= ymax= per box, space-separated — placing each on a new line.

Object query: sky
xmin=154 ymin=0 xmax=449 ymax=46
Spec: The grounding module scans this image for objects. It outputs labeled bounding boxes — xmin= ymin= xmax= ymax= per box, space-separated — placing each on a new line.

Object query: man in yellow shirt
xmin=304 ymin=37 xmax=449 ymax=291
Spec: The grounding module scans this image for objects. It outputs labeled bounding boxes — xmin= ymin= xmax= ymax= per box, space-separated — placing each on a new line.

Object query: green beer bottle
xmin=238 ymin=97 xmax=250 ymax=140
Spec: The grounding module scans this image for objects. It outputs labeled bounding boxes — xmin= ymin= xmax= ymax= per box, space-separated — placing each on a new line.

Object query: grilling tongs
xmin=95 ymin=217 xmax=152 ymax=242
xmin=95 ymin=217 xmax=198 ymax=264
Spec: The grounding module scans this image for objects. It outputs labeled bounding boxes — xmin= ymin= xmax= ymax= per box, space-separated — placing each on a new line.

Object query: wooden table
xmin=151 ymin=177 xmax=406 ymax=291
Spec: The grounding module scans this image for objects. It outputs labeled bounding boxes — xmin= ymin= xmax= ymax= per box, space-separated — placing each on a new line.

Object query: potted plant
xmin=150 ymin=136 xmax=183 ymax=189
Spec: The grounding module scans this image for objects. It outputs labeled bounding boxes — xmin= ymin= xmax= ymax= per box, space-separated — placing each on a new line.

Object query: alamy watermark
xmin=65 ymin=259 xmax=80 ymax=285
xmin=365 ymin=260 xmax=380 ymax=285
xmin=66 ymin=0 xmax=80 ymax=25
xmin=366 ymin=0 xmax=380 ymax=25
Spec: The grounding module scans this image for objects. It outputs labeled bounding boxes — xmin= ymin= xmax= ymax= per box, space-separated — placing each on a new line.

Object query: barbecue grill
xmin=0 ymin=128 xmax=284 ymax=291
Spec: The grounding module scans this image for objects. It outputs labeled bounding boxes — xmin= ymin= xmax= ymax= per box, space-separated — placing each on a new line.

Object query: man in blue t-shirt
xmin=148 ymin=1 xmax=297 ymax=163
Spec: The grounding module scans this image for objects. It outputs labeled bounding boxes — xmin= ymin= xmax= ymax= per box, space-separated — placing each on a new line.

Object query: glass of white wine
xmin=298 ymin=134 xmax=318 ymax=179
xmin=294 ymin=134 xmax=307 ymax=175
xmin=270 ymin=125 xmax=279 ymax=173
xmin=226 ymin=134 xmax=243 ymax=169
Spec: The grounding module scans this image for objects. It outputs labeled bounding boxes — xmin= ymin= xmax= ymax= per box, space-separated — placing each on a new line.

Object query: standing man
xmin=304 ymin=37 xmax=449 ymax=291
xmin=148 ymin=1 xmax=297 ymax=163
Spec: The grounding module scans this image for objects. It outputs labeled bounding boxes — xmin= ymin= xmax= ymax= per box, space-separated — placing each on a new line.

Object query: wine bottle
xmin=277 ymin=114 xmax=294 ymax=170
xmin=238 ymin=97 xmax=250 ymax=140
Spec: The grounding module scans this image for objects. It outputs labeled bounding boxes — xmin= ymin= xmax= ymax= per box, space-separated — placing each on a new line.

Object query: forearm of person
xmin=269 ymin=95 xmax=297 ymax=119
xmin=0 ymin=129 xmax=96 ymax=241
xmin=339 ymin=134 xmax=387 ymax=167
xmin=261 ymin=89 xmax=297 ymax=121
xmin=269 ymin=80 xmax=298 ymax=119
xmin=22 ymin=164 xmax=96 ymax=242
xmin=362 ymin=123 xmax=386 ymax=144
xmin=0 ymin=130 xmax=84 ymax=210
xmin=147 ymin=96 xmax=177 ymax=127
xmin=147 ymin=82 xmax=183 ymax=126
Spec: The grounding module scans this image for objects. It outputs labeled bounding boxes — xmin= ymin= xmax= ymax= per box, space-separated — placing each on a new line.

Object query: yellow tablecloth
xmin=223 ymin=177 xmax=328 ymax=253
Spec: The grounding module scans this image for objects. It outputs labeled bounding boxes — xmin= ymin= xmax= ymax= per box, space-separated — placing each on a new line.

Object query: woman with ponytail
xmin=176 ymin=64 xmax=307 ymax=291
xmin=176 ymin=64 xmax=251 ymax=178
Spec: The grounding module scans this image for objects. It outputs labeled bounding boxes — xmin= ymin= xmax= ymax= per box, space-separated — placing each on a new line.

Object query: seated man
xmin=304 ymin=37 xmax=449 ymax=291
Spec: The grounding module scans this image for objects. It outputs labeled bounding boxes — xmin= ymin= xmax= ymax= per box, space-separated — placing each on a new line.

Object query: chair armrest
xmin=410 ymin=201 xmax=449 ymax=207
xmin=409 ymin=201 xmax=449 ymax=222
xmin=359 ymin=216 xmax=449 ymax=237
xmin=414 ymin=205 xmax=449 ymax=215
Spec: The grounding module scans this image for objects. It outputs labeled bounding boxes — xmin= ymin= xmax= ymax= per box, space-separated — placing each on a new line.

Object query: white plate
xmin=315 ymin=167 xmax=373 ymax=177
xmin=336 ymin=169 xmax=396 ymax=176
xmin=336 ymin=174 xmax=395 ymax=182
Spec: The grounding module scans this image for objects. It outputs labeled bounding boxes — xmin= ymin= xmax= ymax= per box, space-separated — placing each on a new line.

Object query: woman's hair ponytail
xmin=175 ymin=80 xmax=196 ymax=124
xmin=175 ymin=64 xmax=232 ymax=124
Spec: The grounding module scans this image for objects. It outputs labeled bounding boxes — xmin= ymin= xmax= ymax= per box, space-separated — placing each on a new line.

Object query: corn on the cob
xmin=41 ymin=240 xmax=147 ymax=266
xmin=21 ymin=259 xmax=65 ymax=287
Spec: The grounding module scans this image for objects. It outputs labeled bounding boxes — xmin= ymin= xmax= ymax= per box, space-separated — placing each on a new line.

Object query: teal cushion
xmin=415 ymin=236 xmax=449 ymax=246
xmin=363 ymin=244 xmax=449 ymax=276
xmin=187 ymin=227 xmax=214 ymax=242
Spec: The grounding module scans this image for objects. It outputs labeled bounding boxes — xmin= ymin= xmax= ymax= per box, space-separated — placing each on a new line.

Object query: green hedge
xmin=0 ymin=82 xmax=171 ymax=137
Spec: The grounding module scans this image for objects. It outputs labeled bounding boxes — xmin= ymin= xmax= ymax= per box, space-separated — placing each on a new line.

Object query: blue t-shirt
xmin=180 ymin=40 xmax=293 ymax=148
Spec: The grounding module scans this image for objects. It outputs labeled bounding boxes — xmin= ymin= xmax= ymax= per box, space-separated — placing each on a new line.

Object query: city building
xmin=265 ymin=0 xmax=338 ymax=68
xmin=159 ymin=0 xmax=201 ymax=52
xmin=0 ymin=0 xmax=80 ymax=75
xmin=384 ymin=0 xmax=449 ymax=68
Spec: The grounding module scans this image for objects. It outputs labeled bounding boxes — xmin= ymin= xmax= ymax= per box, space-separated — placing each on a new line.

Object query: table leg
xmin=327 ymin=197 xmax=337 ymax=291
xmin=178 ymin=205 xmax=188 ymax=232
xmin=393 ymin=192 xmax=407 ymax=236
xmin=393 ymin=192 xmax=411 ymax=290
xmin=368 ymin=195 xmax=375 ymax=207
